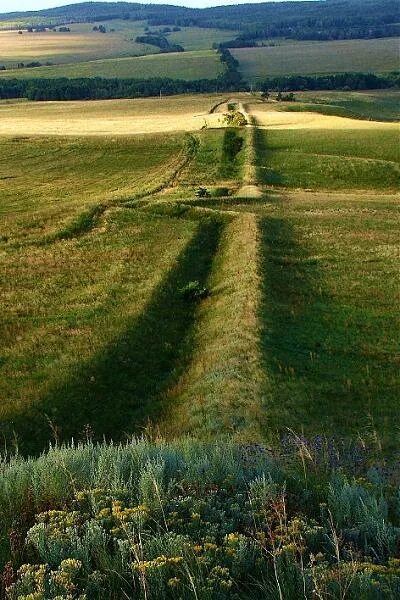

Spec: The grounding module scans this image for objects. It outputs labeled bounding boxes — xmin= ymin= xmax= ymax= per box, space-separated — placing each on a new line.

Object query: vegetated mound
xmin=0 ymin=436 xmax=399 ymax=598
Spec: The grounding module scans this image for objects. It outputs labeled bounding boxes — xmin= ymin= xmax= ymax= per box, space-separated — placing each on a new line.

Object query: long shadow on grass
xmin=219 ymin=128 xmax=244 ymax=179
xmin=260 ymin=216 xmax=379 ymax=440
xmin=3 ymin=217 xmax=223 ymax=456
xmin=254 ymin=127 xmax=284 ymax=186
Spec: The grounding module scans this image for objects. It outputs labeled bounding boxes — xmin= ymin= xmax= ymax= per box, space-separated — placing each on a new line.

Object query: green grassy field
xmin=285 ymin=90 xmax=400 ymax=122
xmin=0 ymin=93 xmax=399 ymax=598
xmin=0 ymin=21 xmax=238 ymax=71
xmin=167 ymin=26 xmax=236 ymax=50
xmin=0 ymin=49 xmax=223 ymax=80
xmin=0 ymin=134 xmax=186 ymax=243
xmin=1 ymin=98 xmax=398 ymax=455
xmin=232 ymin=37 xmax=400 ymax=80
xmin=256 ymin=128 xmax=399 ymax=190
xmin=259 ymin=195 xmax=399 ymax=451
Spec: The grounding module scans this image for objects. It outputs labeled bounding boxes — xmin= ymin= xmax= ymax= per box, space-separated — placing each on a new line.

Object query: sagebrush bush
xmin=1 ymin=438 xmax=400 ymax=599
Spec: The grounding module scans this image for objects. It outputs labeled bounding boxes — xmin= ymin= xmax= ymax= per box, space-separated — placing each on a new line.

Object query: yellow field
xmin=0 ymin=95 xmax=226 ymax=136
xmin=0 ymin=28 xmax=155 ymax=67
xmin=250 ymin=106 xmax=400 ymax=130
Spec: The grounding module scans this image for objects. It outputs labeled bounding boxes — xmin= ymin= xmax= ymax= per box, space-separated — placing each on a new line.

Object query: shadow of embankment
xmin=3 ymin=217 xmax=223 ymax=456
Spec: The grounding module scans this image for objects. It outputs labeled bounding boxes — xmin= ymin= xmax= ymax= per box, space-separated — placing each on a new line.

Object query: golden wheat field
xmin=0 ymin=95 xmax=226 ymax=135
xmin=250 ymin=106 xmax=400 ymax=130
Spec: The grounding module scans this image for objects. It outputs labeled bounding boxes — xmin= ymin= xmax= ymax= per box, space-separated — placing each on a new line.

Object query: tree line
xmin=0 ymin=71 xmax=397 ymax=102
xmin=0 ymin=76 xmax=242 ymax=102
xmin=259 ymin=72 xmax=400 ymax=92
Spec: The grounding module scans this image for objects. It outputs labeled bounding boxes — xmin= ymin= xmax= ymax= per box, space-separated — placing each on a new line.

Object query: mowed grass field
xmin=0 ymin=93 xmax=399 ymax=455
xmin=0 ymin=128 xmax=228 ymax=454
xmin=0 ymin=25 xmax=156 ymax=68
xmin=0 ymin=49 xmax=223 ymax=80
xmin=0 ymin=133 xmax=186 ymax=243
xmin=258 ymin=195 xmax=399 ymax=450
xmin=0 ymin=94 xmax=225 ymax=136
xmin=255 ymin=127 xmax=399 ymax=190
xmin=232 ymin=37 xmax=400 ymax=80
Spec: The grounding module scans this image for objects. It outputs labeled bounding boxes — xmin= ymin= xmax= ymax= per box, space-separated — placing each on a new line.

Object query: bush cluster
xmin=1 ymin=436 xmax=399 ymax=598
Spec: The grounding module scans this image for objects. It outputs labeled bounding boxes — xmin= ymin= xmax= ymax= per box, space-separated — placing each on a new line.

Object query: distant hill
xmin=1 ymin=0 xmax=398 ymax=41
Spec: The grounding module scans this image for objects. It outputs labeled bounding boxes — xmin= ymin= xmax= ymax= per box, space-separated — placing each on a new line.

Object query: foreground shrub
xmin=1 ymin=437 xmax=399 ymax=598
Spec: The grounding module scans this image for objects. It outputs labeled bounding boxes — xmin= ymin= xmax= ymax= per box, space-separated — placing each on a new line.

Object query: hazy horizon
xmin=1 ymin=0 xmax=305 ymax=15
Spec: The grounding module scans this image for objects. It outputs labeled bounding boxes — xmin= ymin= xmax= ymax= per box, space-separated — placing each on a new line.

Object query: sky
xmin=2 ymin=0 xmax=298 ymax=14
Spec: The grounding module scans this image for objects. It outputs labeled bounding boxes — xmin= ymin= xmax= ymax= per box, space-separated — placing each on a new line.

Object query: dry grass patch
xmin=0 ymin=95 xmax=225 ymax=136
xmin=251 ymin=107 xmax=399 ymax=130
xmin=0 ymin=27 xmax=153 ymax=67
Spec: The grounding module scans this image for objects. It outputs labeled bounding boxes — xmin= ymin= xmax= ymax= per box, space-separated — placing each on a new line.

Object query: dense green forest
xmin=1 ymin=0 xmax=398 ymax=41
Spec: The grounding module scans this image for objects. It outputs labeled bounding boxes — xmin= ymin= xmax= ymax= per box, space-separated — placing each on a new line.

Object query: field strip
xmin=251 ymin=108 xmax=399 ymax=130
xmin=0 ymin=107 xmax=223 ymax=136
xmin=161 ymin=212 xmax=265 ymax=440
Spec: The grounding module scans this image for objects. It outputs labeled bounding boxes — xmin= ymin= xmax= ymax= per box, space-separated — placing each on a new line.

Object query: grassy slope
xmin=284 ymin=90 xmax=400 ymax=122
xmin=258 ymin=195 xmax=400 ymax=451
xmin=232 ymin=37 xmax=400 ymax=80
xmin=256 ymin=128 xmax=399 ymax=190
xmin=0 ymin=23 xmax=156 ymax=68
xmin=0 ymin=132 xmax=206 ymax=453
xmin=0 ymin=94 xmax=225 ymax=136
xmin=0 ymin=94 xmax=399 ymax=455
xmin=0 ymin=134 xmax=186 ymax=243
xmin=0 ymin=49 xmax=224 ymax=80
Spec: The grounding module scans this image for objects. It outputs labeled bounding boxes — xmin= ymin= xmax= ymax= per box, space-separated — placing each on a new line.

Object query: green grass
xmin=167 ymin=26 xmax=236 ymax=50
xmin=0 ymin=207 xmax=223 ymax=455
xmin=256 ymin=128 xmax=399 ymax=190
xmin=259 ymin=196 xmax=399 ymax=451
xmin=0 ymin=49 xmax=224 ymax=80
xmin=281 ymin=90 xmax=400 ymax=122
xmin=173 ymin=128 xmax=246 ymax=195
xmin=232 ymin=37 xmax=400 ymax=80
xmin=0 ymin=132 xmax=229 ymax=454
xmin=0 ymin=134 xmax=186 ymax=244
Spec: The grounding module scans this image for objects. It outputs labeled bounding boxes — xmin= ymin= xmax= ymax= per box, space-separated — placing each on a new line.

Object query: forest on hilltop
xmin=1 ymin=0 xmax=398 ymax=41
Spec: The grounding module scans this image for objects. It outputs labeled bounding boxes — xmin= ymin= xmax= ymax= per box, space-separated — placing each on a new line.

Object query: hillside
xmin=0 ymin=3 xmax=399 ymax=597
xmin=0 ymin=0 xmax=398 ymax=41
